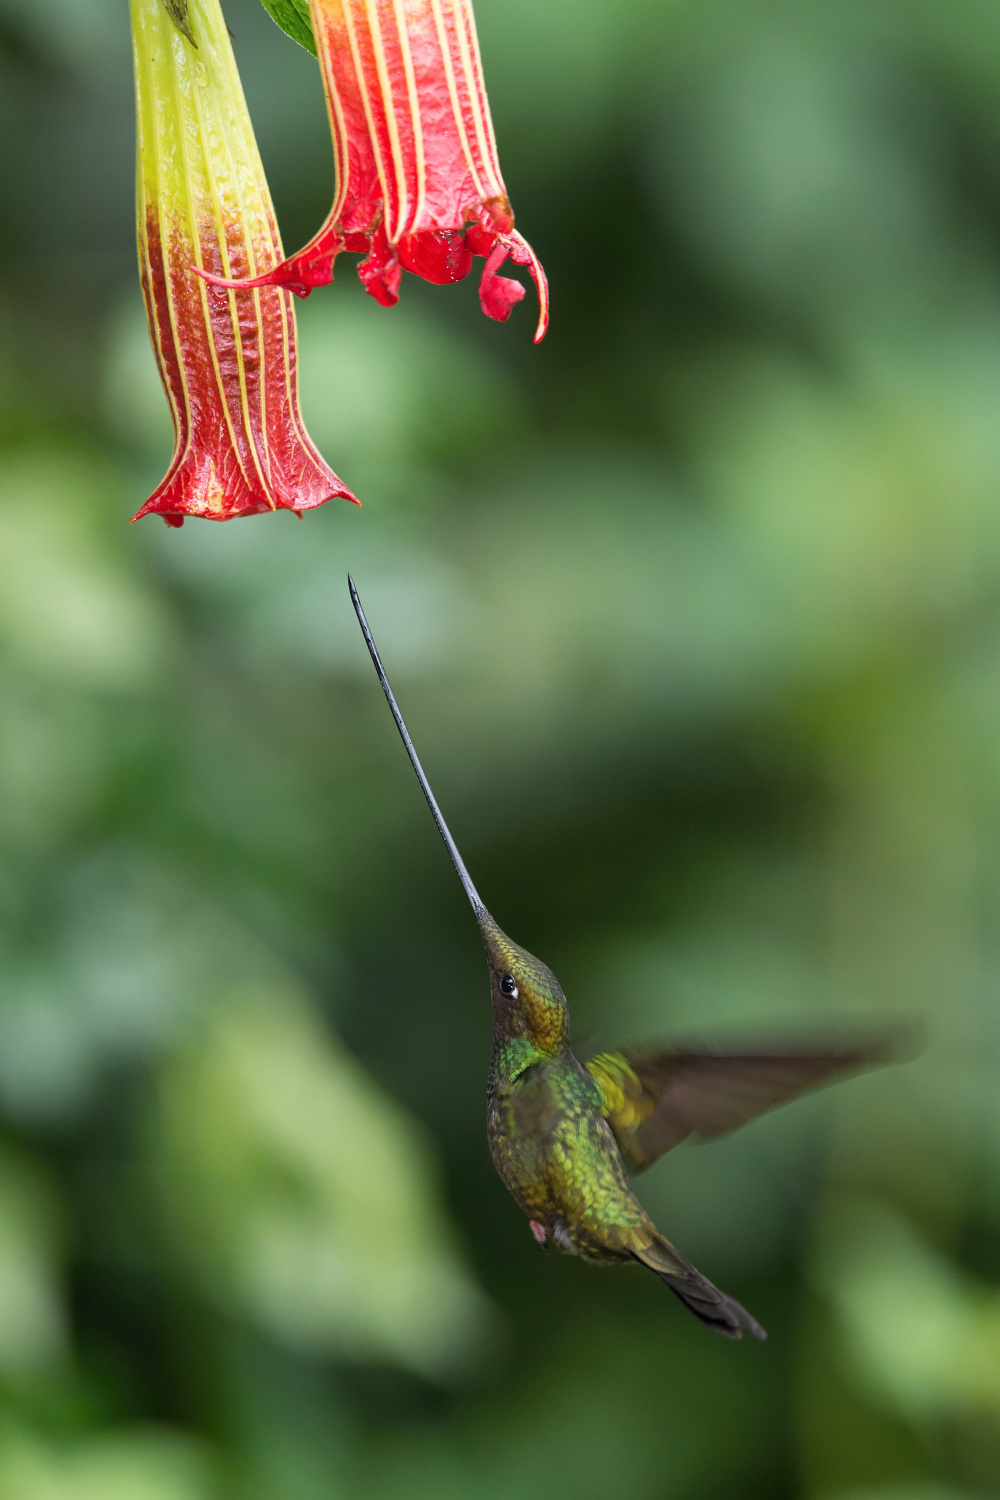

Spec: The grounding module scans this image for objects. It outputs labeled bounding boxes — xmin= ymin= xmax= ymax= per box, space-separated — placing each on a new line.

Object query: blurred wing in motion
xmin=586 ymin=1042 xmax=897 ymax=1172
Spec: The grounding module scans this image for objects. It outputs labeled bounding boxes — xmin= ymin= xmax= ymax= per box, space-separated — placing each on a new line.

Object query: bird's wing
xmin=585 ymin=1042 xmax=894 ymax=1172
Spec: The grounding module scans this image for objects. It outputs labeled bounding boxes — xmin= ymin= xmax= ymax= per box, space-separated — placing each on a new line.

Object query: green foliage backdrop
xmin=0 ymin=0 xmax=999 ymax=1494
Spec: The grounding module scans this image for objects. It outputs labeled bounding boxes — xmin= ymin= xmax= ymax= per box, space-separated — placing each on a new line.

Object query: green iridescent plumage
xmin=479 ymin=914 xmax=766 ymax=1336
xmin=349 ymin=577 xmax=896 ymax=1340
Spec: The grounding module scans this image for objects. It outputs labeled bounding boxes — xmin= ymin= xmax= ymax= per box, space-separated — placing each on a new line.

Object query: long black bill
xmin=349 ymin=575 xmax=487 ymax=918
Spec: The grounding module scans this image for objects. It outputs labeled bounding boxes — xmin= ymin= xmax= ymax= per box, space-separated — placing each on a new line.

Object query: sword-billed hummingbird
xmin=349 ymin=576 xmax=893 ymax=1340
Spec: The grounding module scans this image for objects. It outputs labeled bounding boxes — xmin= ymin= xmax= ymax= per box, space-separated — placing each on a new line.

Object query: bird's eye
xmin=500 ymin=974 xmax=518 ymax=997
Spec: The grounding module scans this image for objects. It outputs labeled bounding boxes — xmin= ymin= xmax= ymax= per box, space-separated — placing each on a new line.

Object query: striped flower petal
xmin=130 ymin=0 xmax=359 ymax=525
xmin=204 ymin=0 xmax=548 ymax=342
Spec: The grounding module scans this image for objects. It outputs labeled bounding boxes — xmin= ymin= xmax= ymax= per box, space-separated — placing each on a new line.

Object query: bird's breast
xmin=486 ymin=1057 xmax=651 ymax=1260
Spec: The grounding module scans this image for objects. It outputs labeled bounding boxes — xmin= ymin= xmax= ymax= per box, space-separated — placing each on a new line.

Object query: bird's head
xmin=478 ymin=912 xmax=569 ymax=1052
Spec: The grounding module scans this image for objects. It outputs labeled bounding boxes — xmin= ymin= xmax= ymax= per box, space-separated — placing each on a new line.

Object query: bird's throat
xmin=489 ymin=1026 xmax=568 ymax=1090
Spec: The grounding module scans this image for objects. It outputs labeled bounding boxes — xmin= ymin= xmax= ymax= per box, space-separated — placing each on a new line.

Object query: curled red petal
xmin=358 ymin=256 xmax=401 ymax=307
xmin=397 ymin=230 xmax=474 ymax=285
xmin=464 ymin=222 xmax=495 ymax=257
xmin=505 ymin=231 xmax=549 ymax=344
xmin=479 ymin=240 xmax=526 ymax=323
xmin=472 ymin=229 xmax=548 ymax=341
xmin=357 ymin=222 xmax=402 ymax=307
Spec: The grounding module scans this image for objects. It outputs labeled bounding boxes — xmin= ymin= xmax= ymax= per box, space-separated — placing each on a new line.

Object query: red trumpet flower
xmin=130 ymin=0 xmax=358 ymax=525
xmin=205 ymin=0 xmax=548 ymax=341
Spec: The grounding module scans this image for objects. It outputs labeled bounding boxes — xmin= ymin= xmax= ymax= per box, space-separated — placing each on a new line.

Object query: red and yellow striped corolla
xmin=203 ymin=0 xmax=548 ymax=342
xmin=130 ymin=0 xmax=358 ymax=524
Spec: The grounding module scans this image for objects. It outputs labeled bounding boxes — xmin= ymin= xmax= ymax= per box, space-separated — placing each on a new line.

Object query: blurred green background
xmin=0 ymin=0 xmax=997 ymax=1494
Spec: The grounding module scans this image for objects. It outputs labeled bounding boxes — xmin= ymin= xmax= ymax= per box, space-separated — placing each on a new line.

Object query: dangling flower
xmin=205 ymin=0 xmax=548 ymax=342
xmin=130 ymin=0 xmax=358 ymax=525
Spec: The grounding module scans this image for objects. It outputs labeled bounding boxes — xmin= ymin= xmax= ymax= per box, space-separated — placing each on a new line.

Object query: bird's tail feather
xmin=633 ymin=1238 xmax=766 ymax=1341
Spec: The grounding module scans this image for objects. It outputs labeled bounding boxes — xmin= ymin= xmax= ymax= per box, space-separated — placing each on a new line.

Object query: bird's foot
xmin=529 ymin=1219 xmax=548 ymax=1249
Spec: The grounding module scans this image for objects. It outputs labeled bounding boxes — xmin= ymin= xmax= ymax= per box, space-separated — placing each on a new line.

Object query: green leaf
xmin=257 ymin=0 xmax=317 ymax=56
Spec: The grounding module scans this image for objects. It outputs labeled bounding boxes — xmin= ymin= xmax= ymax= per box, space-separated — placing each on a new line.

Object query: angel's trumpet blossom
xmin=130 ymin=0 xmax=358 ymax=525
xmin=204 ymin=0 xmax=548 ymax=342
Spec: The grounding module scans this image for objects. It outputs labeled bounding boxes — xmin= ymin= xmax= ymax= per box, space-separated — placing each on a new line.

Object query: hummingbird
xmin=349 ymin=576 xmax=894 ymax=1340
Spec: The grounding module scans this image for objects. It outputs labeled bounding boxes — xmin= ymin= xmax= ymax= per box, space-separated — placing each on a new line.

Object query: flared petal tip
xmin=193 ymin=263 xmax=318 ymax=300
xmin=130 ymin=482 xmax=360 ymax=526
xmin=191 ymin=225 xmax=342 ymax=300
